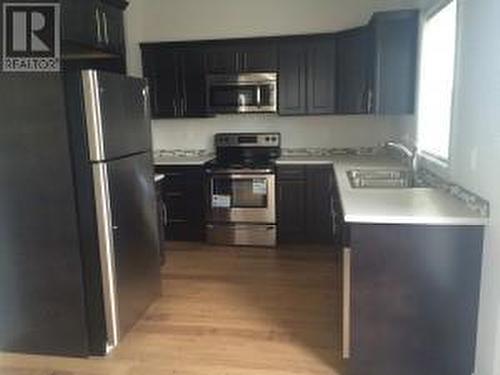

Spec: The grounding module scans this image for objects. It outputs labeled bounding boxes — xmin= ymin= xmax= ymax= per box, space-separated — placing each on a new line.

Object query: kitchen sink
xmin=347 ymin=169 xmax=416 ymax=189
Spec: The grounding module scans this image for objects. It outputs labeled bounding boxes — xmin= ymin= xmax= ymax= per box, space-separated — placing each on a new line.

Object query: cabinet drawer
xmin=277 ymin=165 xmax=306 ymax=180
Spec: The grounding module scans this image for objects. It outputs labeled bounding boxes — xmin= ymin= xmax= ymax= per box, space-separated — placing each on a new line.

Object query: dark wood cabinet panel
xmin=347 ymin=224 xmax=484 ymax=375
xmin=99 ymin=2 xmax=126 ymax=54
xmin=142 ymin=48 xmax=179 ymax=118
xmin=306 ymin=36 xmax=337 ymax=114
xmin=142 ymin=45 xmax=209 ymax=118
xmin=277 ymin=165 xmax=335 ymax=245
xmin=206 ymin=44 xmax=239 ymax=74
xmin=239 ymin=41 xmax=278 ymax=72
xmin=277 ymin=180 xmax=307 ymax=243
xmin=61 ymin=0 xmax=126 ymax=56
xmin=336 ymin=27 xmax=370 ymax=114
xmin=61 ymin=0 xmax=100 ymax=47
xmin=179 ymin=48 xmax=208 ymax=117
xmin=154 ymin=166 xmax=205 ymax=242
xmin=369 ymin=10 xmax=419 ymax=114
xmin=278 ymin=40 xmax=307 ymax=115
xmin=206 ymin=40 xmax=277 ymax=74
xmin=305 ymin=166 xmax=334 ymax=243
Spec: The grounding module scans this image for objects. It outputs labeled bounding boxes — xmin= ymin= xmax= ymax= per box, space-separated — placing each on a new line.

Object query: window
xmin=417 ymin=0 xmax=458 ymax=161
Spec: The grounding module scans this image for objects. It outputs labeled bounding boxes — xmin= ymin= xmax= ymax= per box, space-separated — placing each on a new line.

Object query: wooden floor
xmin=0 ymin=242 xmax=343 ymax=375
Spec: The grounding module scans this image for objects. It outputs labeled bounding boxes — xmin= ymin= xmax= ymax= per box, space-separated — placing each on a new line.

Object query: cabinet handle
xmin=95 ymin=8 xmax=102 ymax=43
xmin=342 ymin=247 xmax=352 ymax=360
xmin=173 ymin=99 xmax=177 ymax=117
xmin=235 ymin=53 xmax=239 ymax=72
xmin=102 ymin=11 xmax=109 ymax=45
xmin=367 ymin=88 xmax=373 ymax=113
xmin=162 ymin=202 xmax=168 ymax=226
xmin=180 ymin=97 xmax=185 ymax=116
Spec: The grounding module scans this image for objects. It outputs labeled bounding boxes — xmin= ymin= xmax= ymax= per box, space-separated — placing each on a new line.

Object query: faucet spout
xmin=385 ymin=141 xmax=418 ymax=182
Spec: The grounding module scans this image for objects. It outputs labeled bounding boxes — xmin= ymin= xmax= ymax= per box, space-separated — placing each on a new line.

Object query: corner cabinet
xmin=368 ymin=10 xmax=419 ymax=114
xmin=141 ymin=44 xmax=210 ymax=119
xmin=342 ymin=223 xmax=484 ymax=375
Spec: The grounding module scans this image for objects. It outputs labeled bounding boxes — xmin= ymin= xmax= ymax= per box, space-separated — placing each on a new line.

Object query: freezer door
xmin=92 ymin=152 xmax=161 ymax=348
xmin=82 ymin=70 xmax=152 ymax=161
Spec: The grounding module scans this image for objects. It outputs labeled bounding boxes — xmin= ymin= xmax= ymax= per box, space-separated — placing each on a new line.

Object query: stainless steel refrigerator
xmin=0 ymin=70 xmax=161 ymax=356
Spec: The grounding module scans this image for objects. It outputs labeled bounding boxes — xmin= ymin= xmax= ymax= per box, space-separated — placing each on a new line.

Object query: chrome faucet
xmin=385 ymin=141 xmax=418 ymax=181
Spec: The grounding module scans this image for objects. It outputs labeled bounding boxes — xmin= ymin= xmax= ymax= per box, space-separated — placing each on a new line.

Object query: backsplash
xmin=281 ymin=147 xmax=383 ymax=157
xmin=154 ymin=149 xmax=213 ymax=158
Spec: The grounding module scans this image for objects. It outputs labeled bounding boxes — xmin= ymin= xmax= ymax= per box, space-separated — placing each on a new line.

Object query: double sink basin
xmin=347 ymin=169 xmax=420 ymax=189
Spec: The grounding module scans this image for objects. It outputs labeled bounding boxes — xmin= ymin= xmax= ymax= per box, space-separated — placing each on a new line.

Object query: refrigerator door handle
xmin=92 ymin=163 xmax=120 ymax=351
xmin=82 ymin=71 xmax=106 ymax=162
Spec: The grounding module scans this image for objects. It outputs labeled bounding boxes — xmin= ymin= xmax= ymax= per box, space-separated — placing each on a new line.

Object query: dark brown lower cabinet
xmin=154 ymin=165 xmax=205 ymax=241
xmin=277 ymin=164 xmax=336 ymax=244
xmin=344 ymin=223 xmax=484 ymax=375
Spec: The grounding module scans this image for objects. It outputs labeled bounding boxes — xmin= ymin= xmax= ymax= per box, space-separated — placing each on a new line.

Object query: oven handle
xmin=206 ymin=170 xmax=274 ymax=176
xmin=211 ymin=174 xmax=274 ymax=179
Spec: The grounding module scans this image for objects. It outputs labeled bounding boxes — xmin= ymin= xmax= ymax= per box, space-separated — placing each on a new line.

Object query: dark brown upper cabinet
xmin=278 ymin=36 xmax=336 ymax=115
xmin=278 ymin=39 xmax=307 ymax=115
xmin=206 ymin=40 xmax=277 ymax=73
xmin=61 ymin=0 xmax=127 ymax=57
xmin=140 ymin=9 xmax=419 ymax=119
xmin=368 ymin=10 xmax=419 ymax=114
xmin=141 ymin=44 xmax=210 ymax=119
xmin=336 ymin=27 xmax=370 ymax=114
xmin=306 ymin=36 xmax=336 ymax=114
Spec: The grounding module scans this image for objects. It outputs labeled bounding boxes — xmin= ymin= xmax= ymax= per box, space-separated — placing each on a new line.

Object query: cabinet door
xmin=370 ymin=10 xmax=419 ymax=114
xmin=277 ymin=179 xmax=307 ymax=244
xmin=306 ymin=166 xmax=334 ymax=244
xmin=61 ymin=0 xmax=100 ymax=47
xmin=179 ymin=49 xmax=208 ymax=117
xmin=239 ymin=41 xmax=278 ymax=72
xmin=155 ymin=166 xmax=205 ymax=242
xmin=278 ymin=40 xmax=307 ymax=115
xmin=142 ymin=48 xmax=179 ymax=118
xmin=206 ymin=44 xmax=238 ymax=73
xmin=306 ymin=36 xmax=336 ymax=114
xmin=336 ymin=28 xmax=370 ymax=114
xmin=100 ymin=3 xmax=125 ymax=55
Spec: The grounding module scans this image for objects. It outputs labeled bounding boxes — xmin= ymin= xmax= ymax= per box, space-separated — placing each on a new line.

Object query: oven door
xmin=207 ymin=173 xmax=276 ymax=223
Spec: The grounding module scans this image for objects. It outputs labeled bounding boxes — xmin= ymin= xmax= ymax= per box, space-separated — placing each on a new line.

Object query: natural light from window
xmin=417 ymin=0 xmax=458 ymax=161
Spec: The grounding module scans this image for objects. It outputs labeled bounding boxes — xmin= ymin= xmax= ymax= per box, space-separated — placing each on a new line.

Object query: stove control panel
xmin=215 ymin=133 xmax=281 ymax=148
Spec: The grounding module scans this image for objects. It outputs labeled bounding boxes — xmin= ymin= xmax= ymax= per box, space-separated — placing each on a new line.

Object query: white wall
xmin=124 ymin=0 xmax=420 ymax=151
xmin=445 ymin=0 xmax=500 ymax=374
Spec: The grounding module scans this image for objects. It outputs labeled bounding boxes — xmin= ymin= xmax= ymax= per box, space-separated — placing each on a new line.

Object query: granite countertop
xmin=153 ymin=150 xmax=214 ymax=166
xmin=154 ymin=154 xmax=214 ymax=166
xmin=277 ymin=154 xmax=488 ymax=226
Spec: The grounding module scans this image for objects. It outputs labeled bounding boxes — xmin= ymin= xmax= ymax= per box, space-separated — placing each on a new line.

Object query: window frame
xmin=416 ymin=0 xmax=461 ymax=171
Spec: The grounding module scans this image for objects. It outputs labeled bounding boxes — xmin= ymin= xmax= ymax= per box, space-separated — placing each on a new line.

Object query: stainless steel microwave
xmin=206 ymin=72 xmax=277 ymax=114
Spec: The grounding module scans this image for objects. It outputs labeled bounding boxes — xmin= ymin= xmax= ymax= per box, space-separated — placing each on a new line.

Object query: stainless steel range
xmin=205 ymin=133 xmax=281 ymax=247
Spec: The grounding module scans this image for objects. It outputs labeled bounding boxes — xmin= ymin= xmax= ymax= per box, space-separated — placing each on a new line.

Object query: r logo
xmin=2 ymin=3 xmax=60 ymax=72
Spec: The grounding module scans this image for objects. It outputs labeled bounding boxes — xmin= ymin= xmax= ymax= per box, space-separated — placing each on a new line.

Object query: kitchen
xmin=0 ymin=0 xmax=499 ymax=375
